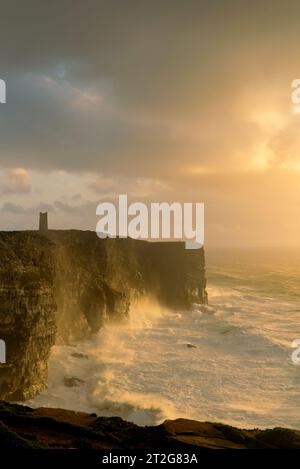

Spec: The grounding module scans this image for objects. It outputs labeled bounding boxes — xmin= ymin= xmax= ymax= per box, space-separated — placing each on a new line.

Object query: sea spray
xmin=26 ymin=250 xmax=300 ymax=430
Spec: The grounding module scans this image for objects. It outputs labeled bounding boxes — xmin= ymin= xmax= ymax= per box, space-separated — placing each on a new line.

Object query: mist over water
xmin=28 ymin=248 xmax=300 ymax=429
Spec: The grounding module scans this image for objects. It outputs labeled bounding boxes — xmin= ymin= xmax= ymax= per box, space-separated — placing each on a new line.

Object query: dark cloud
xmin=2 ymin=201 xmax=54 ymax=214
xmin=54 ymin=200 xmax=84 ymax=214
xmin=2 ymin=202 xmax=27 ymax=214
xmin=0 ymin=0 xmax=299 ymax=176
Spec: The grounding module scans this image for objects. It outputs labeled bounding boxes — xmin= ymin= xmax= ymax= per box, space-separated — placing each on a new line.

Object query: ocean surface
xmin=28 ymin=248 xmax=300 ymax=429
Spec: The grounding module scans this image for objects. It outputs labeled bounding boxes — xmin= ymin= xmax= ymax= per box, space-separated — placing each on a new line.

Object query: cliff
xmin=0 ymin=231 xmax=207 ymax=400
xmin=0 ymin=401 xmax=299 ymax=449
xmin=0 ymin=233 xmax=56 ymax=401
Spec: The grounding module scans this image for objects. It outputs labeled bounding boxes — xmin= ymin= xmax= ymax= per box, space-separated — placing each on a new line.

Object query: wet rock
xmin=71 ymin=352 xmax=89 ymax=359
xmin=63 ymin=376 xmax=85 ymax=387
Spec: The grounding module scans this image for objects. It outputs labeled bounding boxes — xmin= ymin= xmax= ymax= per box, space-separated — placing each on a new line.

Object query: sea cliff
xmin=0 ymin=231 xmax=207 ymax=400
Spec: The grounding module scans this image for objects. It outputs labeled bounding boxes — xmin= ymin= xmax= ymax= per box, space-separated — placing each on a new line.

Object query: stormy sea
xmin=27 ymin=248 xmax=300 ymax=430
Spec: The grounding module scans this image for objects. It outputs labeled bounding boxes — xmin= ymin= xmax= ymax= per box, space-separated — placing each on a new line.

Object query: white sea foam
xmin=27 ymin=249 xmax=300 ymax=430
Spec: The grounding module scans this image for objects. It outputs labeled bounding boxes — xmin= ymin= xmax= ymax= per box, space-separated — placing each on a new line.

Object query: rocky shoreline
xmin=0 ymin=401 xmax=299 ymax=449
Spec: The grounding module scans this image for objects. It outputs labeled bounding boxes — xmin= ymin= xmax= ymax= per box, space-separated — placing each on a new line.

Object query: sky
xmin=0 ymin=0 xmax=300 ymax=246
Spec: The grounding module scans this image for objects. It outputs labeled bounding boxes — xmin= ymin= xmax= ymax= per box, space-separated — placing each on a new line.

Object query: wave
xmin=89 ymin=387 xmax=178 ymax=426
xmin=26 ymin=287 xmax=300 ymax=430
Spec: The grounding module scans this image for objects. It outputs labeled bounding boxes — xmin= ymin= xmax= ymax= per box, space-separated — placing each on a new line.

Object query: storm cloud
xmin=0 ymin=0 xmax=300 ymax=245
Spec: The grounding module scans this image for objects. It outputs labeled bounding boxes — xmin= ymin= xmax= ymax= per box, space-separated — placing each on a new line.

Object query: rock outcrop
xmin=0 ymin=401 xmax=299 ymax=449
xmin=0 ymin=231 xmax=207 ymax=400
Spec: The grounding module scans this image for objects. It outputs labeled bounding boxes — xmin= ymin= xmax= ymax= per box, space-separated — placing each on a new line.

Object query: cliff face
xmin=0 ymin=233 xmax=56 ymax=400
xmin=50 ymin=232 xmax=207 ymax=342
xmin=0 ymin=231 xmax=207 ymax=400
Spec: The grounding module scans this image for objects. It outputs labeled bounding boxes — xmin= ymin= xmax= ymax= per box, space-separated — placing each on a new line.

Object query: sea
xmin=28 ymin=248 xmax=300 ymax=430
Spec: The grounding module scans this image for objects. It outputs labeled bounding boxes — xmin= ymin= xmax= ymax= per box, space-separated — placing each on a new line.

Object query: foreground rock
xmin=0 ymin=402 xmax=299 ymax=449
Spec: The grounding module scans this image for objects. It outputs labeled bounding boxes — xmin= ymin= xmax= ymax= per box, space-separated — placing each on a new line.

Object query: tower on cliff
xmin=39 ymin=212 xmax=48 ymax=233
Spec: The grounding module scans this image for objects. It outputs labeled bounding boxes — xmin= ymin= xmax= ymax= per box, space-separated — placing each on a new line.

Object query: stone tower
xmin=39 ymin=212 xmax=48 ymax=233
